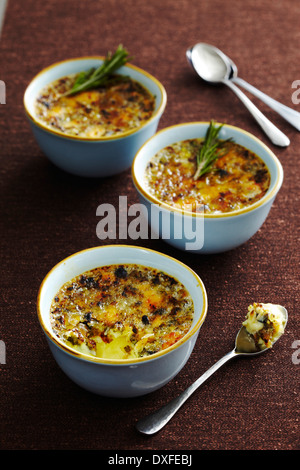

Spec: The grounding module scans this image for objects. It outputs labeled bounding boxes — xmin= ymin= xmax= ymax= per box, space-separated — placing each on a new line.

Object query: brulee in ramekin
xmin=37 ymin=245 xmax=207 ymax=397
xmin=24 ymin=57 xmax=166 ymax=177
xmin=132 ymin=122 xmax=283 ymax=254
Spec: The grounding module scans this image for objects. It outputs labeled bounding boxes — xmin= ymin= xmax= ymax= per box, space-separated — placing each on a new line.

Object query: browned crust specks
xmin=50 ymin=264 xmax=194 ymax=359
xmin=144 ymin=139 xmax=271 ymax=214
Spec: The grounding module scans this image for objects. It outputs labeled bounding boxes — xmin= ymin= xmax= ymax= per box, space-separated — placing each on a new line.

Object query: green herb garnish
xmin=194 ymin=120 xmax=231 ymax=180
xmin=65 ymin=45 xmax=132 ymax=96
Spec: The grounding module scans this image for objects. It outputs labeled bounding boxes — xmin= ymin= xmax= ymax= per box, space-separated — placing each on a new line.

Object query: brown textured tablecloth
xmin=0 ymin=0 xmax=299 ymax=452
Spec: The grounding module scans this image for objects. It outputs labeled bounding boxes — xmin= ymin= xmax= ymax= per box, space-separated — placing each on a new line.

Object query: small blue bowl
xmin=37 ymin=245 xmax=208 ymax=397
xmin=24 ymin=57 xmax=167 ymax=177
xmin=132 ymin=122 xmax=284 ymax=254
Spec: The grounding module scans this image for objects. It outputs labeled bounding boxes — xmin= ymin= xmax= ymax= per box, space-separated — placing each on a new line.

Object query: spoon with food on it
xmin=186 ymin=42 xmax=290 ymax=147
xmin=136 ymin=302 xmax=287 ymax=435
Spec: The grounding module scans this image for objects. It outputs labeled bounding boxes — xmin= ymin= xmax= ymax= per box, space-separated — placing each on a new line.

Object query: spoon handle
xmin=223 ymin=79 xmax=290 ymax=147
xmin=232 ymin=77 xmax=300 ymax=131
xmin=135 ymin=349 xmax=236 ymax=435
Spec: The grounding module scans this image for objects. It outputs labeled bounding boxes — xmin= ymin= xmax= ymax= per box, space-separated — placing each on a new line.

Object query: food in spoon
xmin=144 ymin=121 xmax=270 ymax=214
xmin=50 ymin=264 xmax=194 ymax=360
xmin=242 ymin=302 xmax=287 ymax=350
xmin=34 ymin=46 xmax=155 ymax=138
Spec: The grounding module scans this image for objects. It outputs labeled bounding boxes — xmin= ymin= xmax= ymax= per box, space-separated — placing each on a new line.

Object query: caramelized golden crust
xmin=144 ymin=139 xmax=271 ymax=214
xmin=242 ymin=302 xmax=286 ymax=350
xmin=50 ymin=264 xmax=194 ymax=359
xmin=34 ymin=74 xmax=155 ymax=138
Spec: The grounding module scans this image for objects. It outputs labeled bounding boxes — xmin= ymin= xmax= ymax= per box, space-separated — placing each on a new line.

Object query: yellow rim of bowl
xmin=37 ymin=245 xmax=208 ymax=365
xmin=24 ymin=57 xmax=167 ymax=142
xmin=132 ymin=121 xmax=284 ymax=219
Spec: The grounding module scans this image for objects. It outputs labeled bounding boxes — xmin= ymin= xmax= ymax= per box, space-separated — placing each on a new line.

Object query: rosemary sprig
xmin=65 ymin=45 xmax=132 ymax=96
xmin=194 ymin=120 xmax=231 ymax=180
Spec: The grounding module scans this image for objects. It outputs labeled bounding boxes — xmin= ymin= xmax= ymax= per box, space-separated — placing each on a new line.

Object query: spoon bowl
xmin=136 ymin=304 xmax=287 ymax=435
xmin=186 ymin=44 xmax=231 ymax=83
xmin=186 ymin=43 xmax=290 ymax=147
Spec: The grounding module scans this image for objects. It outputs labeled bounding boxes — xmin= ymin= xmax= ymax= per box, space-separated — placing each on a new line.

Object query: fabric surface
xmin=0 ymin=0 xmax=299 ymax=451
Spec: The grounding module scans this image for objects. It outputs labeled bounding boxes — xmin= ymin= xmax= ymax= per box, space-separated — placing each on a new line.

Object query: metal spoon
xmin=227 ymin=53 xmax=300 ymax=131
xmin=136 ymin=305 xmax=287 ymax=435
xmin=186 ymin=43 xmax=290 ymax=147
